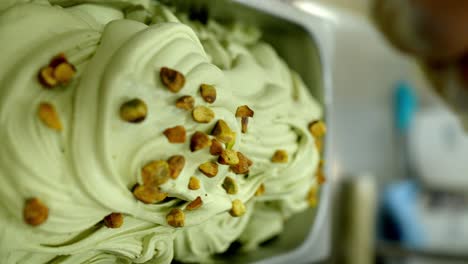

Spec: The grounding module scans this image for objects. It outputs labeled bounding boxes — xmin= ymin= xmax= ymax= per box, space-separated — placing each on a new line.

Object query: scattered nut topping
xmin=222 ymin=176 xmax=238 ymax=195
xmin=53 ymin=62 xmax=76 ymax=84
xmin=192 ymin=106 xmax=215 ymax=123
xmin=188 ymin=176 xmax=201 ymax=190
xmin=211 ymin=120 xmax=235 ymax=143
xmin=175 ymin=95 xmax=195 ymax=110
xmin=240 ymin=118 xmax=249 ymax=133
xmin=226 ymin=132 xmax=236 ymax=150
xmin=166 ymin=208 xmax=185 ymax=227
xmin=38 ymin=102 xmax=62 ymax=131
xmin=229 ymin=199 xmax=246 ymax=217
xmin=141 ymin=160 xmax=170 ymax=186
xmin=200 ymin=84 xmax=217 ymax=103
xmin=190 ymin=131 xmax=212 ymax=152
xmin=255 ymin=183 xmax=265 ymax=196
xmin=132 ymin=184 xmax=167 ymax=204
xmin=23 ymin=198 xmax=48 ymax=226
xmin=160 ymin=67 xmax=185 ymax=93
xmin=235 ymin=105 xmax=254 ymax=133
xmin=168 ymin=155 xmax=185 ymax=179
xmin=271 ymin=150 xmax=288 ymax=163
xmin=210 ymin=139 xmax=224 ymax=155
xmin=199 ymin=161 xmax=218 ymax=178
xmin=120 ymin=99 xmax=148 ymax=123
xmin=39 ymin=67 xmax=57 ymax=88
xmin=307 ymin=185 xmax=318 ymax=208
xmin=230 ymin=152 xmax=252 ymax=174
xmin=235 ymin=105 xmax=254 ymax=117
xmin=218 ymin=149 xmax=239 ymax=165
xmin=163 ymin=126 xmax=186 ymax=143
xmin=308 ymin=120 xmax=327 ymax=138
xmin=38 ymin=53 xmax=76 ymax=88
xmin=103 ymin=213 xmax=123 ymax=228
xmin=316 ymin=169 xmax=326 ymax=185
xmin=186 ymin=196 xmax=203 ymax=211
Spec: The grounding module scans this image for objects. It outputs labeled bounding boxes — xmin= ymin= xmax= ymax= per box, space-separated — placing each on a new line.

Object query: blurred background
xmin=299 ymin=0 xmax=468 ymax=263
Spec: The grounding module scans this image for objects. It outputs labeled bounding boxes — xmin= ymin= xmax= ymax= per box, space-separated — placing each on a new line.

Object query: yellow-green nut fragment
xmin=166 ymin=208 xmax=185 ymax=227
xmin=200 ymin=84 xmax=217 ymax=103
xmin=308 ymin=120 xmax=327 ymax=138
xmin=120 ymin=98 xmax=148 ymax=123
xmin=229 ymin=199 xmax=246 ymax=217
xmin=192 ymin=106 xmax=215 ymax=123
xmin=188 ymin=176 xmax=201 ymax=190
xmin=186 ymin=196 xmax=203 ymax=211
xmin=222 ymin=176 xmax=238 ymax=195
xmin=271 ymin=149 xmax=288 ymax=163
xmin=141 ymin=160 xmax=170 ymax=186
xmin=211 ymin=120 xmax=235 ymax=143
xmin=199 ymin=161 xmax=218 ymax=178
xmin=218 ymin=149 xmax=239 ymax=165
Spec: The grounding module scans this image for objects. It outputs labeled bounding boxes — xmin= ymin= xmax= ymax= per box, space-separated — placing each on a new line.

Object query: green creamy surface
xmin=0 ymin=1 xmax=323 ymax=263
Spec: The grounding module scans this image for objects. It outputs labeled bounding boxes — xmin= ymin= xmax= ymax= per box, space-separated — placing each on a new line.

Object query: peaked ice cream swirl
xmin=0 ymin=1 xmax=324 ymax=263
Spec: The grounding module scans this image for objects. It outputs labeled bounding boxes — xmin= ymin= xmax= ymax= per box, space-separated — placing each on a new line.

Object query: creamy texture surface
xmin=0 ymin=1 xmax=323 ymax=263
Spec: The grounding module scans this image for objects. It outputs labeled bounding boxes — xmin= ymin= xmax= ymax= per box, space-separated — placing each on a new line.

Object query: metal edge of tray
xmin=230 ymin=1 xmax=335 ymax=263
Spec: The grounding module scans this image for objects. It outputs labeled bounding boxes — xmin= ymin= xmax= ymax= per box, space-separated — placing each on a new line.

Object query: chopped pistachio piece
xmin=188 ymin=176 xmax=201 ymax=190
xmin=230 ymin=152 xmax=252 ymax=174
xmin=186 ymin=196 xmax=203 ymax=211
xmin=315 ymin=138 xmax=323 ymax=152
xmin=141 ymin=160 xmax=170 ymax=186
xmin=23 ymin=198 xmax=48 ymax=226
xmin=132 ymin=184 xmax=167 ymax=204
xmin=53 ymin=62 xmax=76 ymax=85
xmin=218 ymin=149 xmax=239 ymax=165
xmin=190 ymin=131 xmax=212 ymax=152
xmin=103 ymin=213 xmax=124 ymax=228
xmin=210 ymin=139 xmax=224 ymax=155
xmin=192 ymin=106 xmax=215 ymax=123
xmin=235 ymin=105 xmax=254 ymax=117
xmin=271 ymin=150 xmax=288 ymax=163
xmin=200 ymin=84 xmax=217 ymax=103
xmin=120 ymin=98 xmax=148 ymax=123
xmin=38 ymin=102 xmax=62 ymax=131
xmin=229 ymin=199 xmax=246 ymax=217
xmin=163 ymin=126 xmax=186 ymax=143
xmin=211 ymin=120 xmax=234 ymax=143
xmin=175 ymin=95 xmax=195 ymax=110
xmin=235 ymin=106 xmax=254 ymax=133
xmin=168 ymin=155 xmax=185 ymax=179
xmin=199 ymin=161 xmax=218 ymax=178
xmin=160 ymin=67 xmax=185 ymax=93
xmin=255 ymin=183 xmax=265 ymax=196
xmin=240 ymin=117 xmax=249 ymax=133
xmin=38 ymin=53 xmax=76 ymax=88
xmin=308 ymin=120 xmax=326 ymax=138
xmin=226 ymin=132 xmax=236 ymax=150
xmin=166 ymin=208 xmax=185 ymax=227
xmin=222 ymin=176 xmax=238 ymax=195
xmin=38 ymin=66 xmax=57 ymax=88
xmin=307 ymin=185 xmax=318 ymax=207
xmin=316 ymin=169 xmax=326 ymax=185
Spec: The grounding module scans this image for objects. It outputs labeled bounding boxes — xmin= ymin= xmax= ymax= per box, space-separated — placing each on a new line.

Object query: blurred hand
xmin=373 ymin=0 xmax=468 ymax=130
xmin=373 ymin=0 xmax=468 ymax=64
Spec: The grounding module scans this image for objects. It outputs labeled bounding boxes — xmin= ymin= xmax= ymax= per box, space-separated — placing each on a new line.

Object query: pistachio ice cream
xmin=0 ymin=1 xmax=325 ymax=263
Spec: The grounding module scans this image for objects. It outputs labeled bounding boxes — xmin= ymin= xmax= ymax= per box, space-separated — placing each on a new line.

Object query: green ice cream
xmin=0 ymin=1 xmax=324 ymax=263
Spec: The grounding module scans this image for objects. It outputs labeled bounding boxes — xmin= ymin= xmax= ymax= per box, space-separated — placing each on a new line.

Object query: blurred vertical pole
xmin=333 ymin=175 xmax=377 ymax=264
